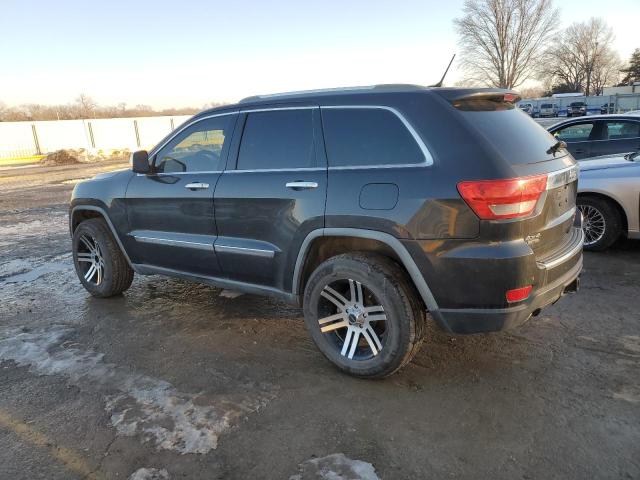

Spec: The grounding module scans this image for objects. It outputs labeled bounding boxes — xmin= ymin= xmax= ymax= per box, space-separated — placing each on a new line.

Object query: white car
xmin=577 ymin=151 xmax=640 ymax=250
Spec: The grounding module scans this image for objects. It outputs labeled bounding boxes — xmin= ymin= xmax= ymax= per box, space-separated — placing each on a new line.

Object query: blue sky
xmin=1 ymin=0 xmax=638 ymax=108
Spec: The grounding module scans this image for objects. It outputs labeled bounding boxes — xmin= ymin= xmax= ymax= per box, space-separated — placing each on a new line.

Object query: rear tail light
xmin=457 ymin=174 xmax=548 ymax=220
xmin=506 ymin=285 xmax=532 ymax=303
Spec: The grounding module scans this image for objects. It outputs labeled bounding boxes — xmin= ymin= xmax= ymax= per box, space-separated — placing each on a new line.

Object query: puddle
xmin=0 ymin=255 xmax=71 ymax=283
xmin=128 ymin=468 xmax=169 ymax=480
xmin=0 ymin=325 xmax=273 ymax=454
xmin=290 ymin=453 xmax=380 ymax=480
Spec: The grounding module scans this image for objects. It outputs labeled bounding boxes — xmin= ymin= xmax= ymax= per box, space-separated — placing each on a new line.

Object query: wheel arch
xmin=70 ymin=205 xmax=134 ymax=268
xmin=292 ymin=228 xmax=440 ymax=315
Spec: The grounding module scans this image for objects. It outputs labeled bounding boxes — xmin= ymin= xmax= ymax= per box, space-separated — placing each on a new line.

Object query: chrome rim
xmin=76 ymin=234 xmax=105 ymax=285
xmin=317 ymin=279 xmax=387 ymax=361
xmin=579 ymin=204 xmax=606 ymax=246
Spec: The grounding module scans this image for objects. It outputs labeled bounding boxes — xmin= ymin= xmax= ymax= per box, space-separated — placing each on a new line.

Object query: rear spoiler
xmin=433 ymin=89 xmax=521 ymax=111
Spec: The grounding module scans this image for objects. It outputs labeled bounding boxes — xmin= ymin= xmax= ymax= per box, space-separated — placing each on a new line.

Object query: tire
xmin=577 ymin=196 xmax=622 ymax=251
xmin=303 ymin=252 xmax=426 ymax=378
xmin=72 ymin=218 xmax=134 ymax=297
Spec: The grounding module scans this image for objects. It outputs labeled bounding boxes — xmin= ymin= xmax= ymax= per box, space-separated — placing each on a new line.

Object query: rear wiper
xmin=546 ymin=140 xmax=567 ymax=156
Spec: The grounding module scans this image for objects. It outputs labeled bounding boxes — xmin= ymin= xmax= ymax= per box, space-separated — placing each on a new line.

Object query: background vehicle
xmin=540 ymin=103 xmax=559 ymax=117
xmin=518 ymin=102 xmax=534 ymax=116
xmin=548 ymin=115 xmax=640 ymax=159
xmin=70 ymin=85 xmax=582 ymax=378
xmin=601 ymin=102 xmax=616 ymax=114
xmin=577 ymin=151 xmax=640 ymax=250
xmin=567 ymin=101 xmax=587 ymax=117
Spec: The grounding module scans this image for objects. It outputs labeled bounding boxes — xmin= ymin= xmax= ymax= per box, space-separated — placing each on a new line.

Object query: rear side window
xmin=237 ymin=109 xmax=314 ymax=170
xmin=605 ymin=121 xmax=640 ymax=139
xmin=321 ymin=108 xmax=424 ymax=167
xmin=554 ymin=123 xmax=594 ymax=142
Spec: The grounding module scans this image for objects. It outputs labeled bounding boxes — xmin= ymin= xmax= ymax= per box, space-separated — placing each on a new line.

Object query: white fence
xmin=0 ymin=115 xmax=192 ymax=160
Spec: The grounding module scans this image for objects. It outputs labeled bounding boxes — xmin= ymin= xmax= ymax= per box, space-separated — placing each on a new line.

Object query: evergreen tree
xmin=620 ymin=49 xmax=640 ymax=85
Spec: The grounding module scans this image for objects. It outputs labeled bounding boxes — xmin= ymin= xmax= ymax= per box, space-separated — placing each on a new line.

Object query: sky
xmin=1 ymin=0 xmax=638 ymax=109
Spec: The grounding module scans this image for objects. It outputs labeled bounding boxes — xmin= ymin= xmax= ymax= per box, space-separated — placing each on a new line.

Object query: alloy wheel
xmin=76 ymin=234 xmax=105 ymax=285
xmin=579 ymin=204 xmax=606 ymax=246
xmin=317 ymin=279 xmax=387 ymax=360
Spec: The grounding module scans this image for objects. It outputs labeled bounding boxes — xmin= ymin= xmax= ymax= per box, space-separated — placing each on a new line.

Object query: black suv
xmin=70 ymin=85 xmax=583 ymax=378
xmin=567 ymin=101 xmax=587 ymax=117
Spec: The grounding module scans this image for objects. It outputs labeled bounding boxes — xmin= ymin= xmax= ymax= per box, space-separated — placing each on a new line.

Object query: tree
xmin=619 ymin=48 xmax=640 ymax=85
xmin=539 ymin=18 xmax=620 ymax=96
xmin=75 ymin=93 xmax=97 ymax=118
xmin=454 ymin=0 xmax=558 ymax=89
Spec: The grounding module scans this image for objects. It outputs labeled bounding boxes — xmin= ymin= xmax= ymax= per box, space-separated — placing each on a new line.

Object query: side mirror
xmin=130 ymin=150 xmax=150 ymax=174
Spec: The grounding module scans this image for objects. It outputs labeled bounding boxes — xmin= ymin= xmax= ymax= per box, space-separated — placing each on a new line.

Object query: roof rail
xmin=239 ymin=85 xmax=377 ymax=103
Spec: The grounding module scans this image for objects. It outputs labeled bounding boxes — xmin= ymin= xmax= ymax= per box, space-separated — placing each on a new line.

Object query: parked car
xmin=577 ymin=150 xmax=640 ymax=250
xmin=601 ymin=102 xmax=616 ymax=115
xmin=548 ymin=115 xmax=640 ymax=159
xmin=70 ymin=85 xmax=582 ymax=378
xmin=567 ymin=101 xmax=587 ymax=117
xmin=518 ymin=102 xmax=534 ymax=116
xmin=539 ymin=103 xmax=559 ymax=118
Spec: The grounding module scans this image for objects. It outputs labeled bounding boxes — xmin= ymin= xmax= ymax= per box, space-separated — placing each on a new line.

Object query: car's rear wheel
xmin=303 ymin=253 xmax=426 ymax=378
xmin=72 ymin=218 xmax=134 ymax=297
xmin=577 ymin=196 xmax=622 ymax=251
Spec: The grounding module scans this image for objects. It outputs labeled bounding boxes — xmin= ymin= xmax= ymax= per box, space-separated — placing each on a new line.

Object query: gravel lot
xmin=0 ymin=161 xmax=638 ymax=479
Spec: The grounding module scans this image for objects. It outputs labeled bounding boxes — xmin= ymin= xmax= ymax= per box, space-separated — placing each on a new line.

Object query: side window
xmin=321 ymin=108 xmax=424 ymax=167
xmin=554 ymin=123 xmax=594 ymax=142
xmin=605 ymin=121 xmax=640 ymax=140
xmin=155 ymin=115 xmax=233 ymax=173
xmin=237 ymin=109 xmax=315 ymax=170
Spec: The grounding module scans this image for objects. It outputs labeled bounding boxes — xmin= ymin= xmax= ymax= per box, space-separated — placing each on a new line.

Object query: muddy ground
xmin=0 ymin=161 xmax=638 ymax=480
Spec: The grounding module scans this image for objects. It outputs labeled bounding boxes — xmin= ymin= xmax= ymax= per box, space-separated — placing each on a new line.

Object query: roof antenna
xmin=430 ymin=54 xmax=456 ymax=88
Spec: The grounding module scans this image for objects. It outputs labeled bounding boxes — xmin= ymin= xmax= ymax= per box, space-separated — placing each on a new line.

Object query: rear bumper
xmin=431 ymin=253 xmax=582 ymax=333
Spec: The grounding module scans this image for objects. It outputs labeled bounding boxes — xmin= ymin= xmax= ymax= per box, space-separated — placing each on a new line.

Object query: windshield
xmin=541 ymin=104 xmax=552 ymax=108
xmin=570 ymin=102 xmax=585 ymax=107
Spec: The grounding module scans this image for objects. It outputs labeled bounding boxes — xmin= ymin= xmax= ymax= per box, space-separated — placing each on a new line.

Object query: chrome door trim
xmin=214 ymin=244 xmax=275 ymax=258
xmin=132 ymin=234 xmax=214 ymax=251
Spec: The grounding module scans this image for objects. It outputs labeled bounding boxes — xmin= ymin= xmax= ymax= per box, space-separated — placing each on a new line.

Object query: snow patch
xmin=290 ymin=453 xmax=380 ymax=480
xmin=0 ymin=325 xmax=273 ymax=454
xmin=128 ymin=468 xmax=169 ymax=480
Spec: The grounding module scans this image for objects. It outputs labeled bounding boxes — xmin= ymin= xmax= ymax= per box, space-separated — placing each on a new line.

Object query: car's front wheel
xmin=577 ymin=196 xmax=622 ymax=251
xmin=303 ymin=253 xmax=426 ymax=378
xmin=72 ymin=218 xmax=134 ymax=297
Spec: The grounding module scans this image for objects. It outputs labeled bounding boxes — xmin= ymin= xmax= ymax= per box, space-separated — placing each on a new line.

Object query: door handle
xmin=286 ymin=181 xmax=318 ymax=190
xmin=185 ymin=182 xmax=209 ymax=190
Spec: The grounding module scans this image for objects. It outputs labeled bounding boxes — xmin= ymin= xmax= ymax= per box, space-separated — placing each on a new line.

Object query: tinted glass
xmin=460 ymin=108 xmax=559 ymax=164
xmin=237 ymin=110 xmax=314 ymax=170
xmin=155 ymin=115 xmax=233 ymax=173
xmin=554 ymin=123 xmax=594 ymax=142
xmin=321 ymin=108 xmax=424 ymax=167
xmin=541 ymin=104 xmax=552 ymax=108
xmin=605 ymin=121 xmax=640 ymax=139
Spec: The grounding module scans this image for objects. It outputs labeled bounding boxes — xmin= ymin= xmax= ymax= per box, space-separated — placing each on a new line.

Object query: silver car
xmin=577 ymin=151 xmax=640 ymax=250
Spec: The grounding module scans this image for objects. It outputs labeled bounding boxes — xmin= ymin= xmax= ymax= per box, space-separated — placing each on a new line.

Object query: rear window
xmin=321 ymin=108 xmax=425 ymax=167
xmin=459 ymin=108 xmax=560 ymax=164
xmin=541 ymin=104 xmax=553 ymax=108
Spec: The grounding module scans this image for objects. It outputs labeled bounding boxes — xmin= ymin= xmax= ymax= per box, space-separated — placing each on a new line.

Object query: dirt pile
xmin=39 ymin=149 xmax=130 ymax=166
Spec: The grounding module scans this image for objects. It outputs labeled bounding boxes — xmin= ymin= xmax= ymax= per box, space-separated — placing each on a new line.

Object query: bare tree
xmin=75 ymin=93 xmax=97 ymax=118
xmin=539 ymin=18 xmax=619 ymax=95
xmin=454 ymin=0 xmax=558 ymax=89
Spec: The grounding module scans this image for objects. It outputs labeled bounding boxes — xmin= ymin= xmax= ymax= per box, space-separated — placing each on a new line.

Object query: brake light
xmin=457 ymin=174 xmax=548 ymax=220
xmin=506 ymin=285 xmax=532 ymax=303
